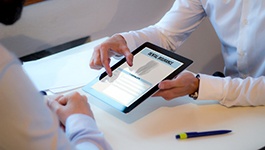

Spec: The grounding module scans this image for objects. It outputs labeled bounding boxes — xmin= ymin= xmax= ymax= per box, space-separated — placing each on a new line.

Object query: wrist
xmin=189 ymin=74 xmax=200 ymax=100
xmin=112 ymin=33 xmax=127 ymax=44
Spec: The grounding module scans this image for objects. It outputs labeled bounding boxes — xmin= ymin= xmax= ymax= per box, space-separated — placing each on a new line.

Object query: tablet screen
xmin=83 ymin=42 xmax=192 ymax=113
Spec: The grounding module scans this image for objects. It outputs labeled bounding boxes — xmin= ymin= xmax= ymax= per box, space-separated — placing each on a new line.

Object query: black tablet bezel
xmin=83 ymin=42 xmax=193 ymax=113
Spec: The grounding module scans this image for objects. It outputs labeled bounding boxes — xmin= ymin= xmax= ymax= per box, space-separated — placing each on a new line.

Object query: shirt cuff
xmin=65 ymin=114 xmax=112 ymax=149
xmin=65 ymin=114 xmax=99 ymax=141
xmin=197 ymin=74 xmax=225 ymax=101
xmin=119 ymin=32 xmax=138 ymax=52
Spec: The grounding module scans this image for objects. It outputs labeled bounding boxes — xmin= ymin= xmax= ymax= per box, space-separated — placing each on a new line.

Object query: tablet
xmin=83 ymin=42 xmax=193 ymax=113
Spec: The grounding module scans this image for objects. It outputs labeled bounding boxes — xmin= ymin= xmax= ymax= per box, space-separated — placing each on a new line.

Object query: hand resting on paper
xmin=47 ymin=92 xmax=94 ymax=127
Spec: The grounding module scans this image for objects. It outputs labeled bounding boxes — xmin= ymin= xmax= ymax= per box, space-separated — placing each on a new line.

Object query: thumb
xmin=158 ymin=80 xmax=176 ymax=90
xmin=47 ymin=98 xmax=62 ymax=113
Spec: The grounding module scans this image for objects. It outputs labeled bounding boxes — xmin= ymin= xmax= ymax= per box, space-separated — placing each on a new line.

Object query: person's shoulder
xmin=0 ymin=44 xmax=16 ymax=66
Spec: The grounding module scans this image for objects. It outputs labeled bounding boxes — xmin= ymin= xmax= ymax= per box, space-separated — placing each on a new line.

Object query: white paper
xmin=23 ymin=37 xmax=119 ymax=93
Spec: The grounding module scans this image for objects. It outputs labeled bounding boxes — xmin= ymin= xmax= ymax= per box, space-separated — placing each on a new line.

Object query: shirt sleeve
xmin=120 ymin=0 xmax=206 ymax=51
xmin=0 ymin=46 xmax=111 ymax=150
xmin=65 ymin=114 xmax=112 ymax=150
xmin=198 ymin=74 xmax=265 ymax=107
xmin=0 ymin=46 xmax=73 ymax=150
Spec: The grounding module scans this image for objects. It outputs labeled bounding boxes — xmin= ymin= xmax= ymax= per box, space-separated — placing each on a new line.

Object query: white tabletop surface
xmin=85 ymin=91 xmax=265 ymax=150
xmin=23 ymin=37 xmax=265 ymax=150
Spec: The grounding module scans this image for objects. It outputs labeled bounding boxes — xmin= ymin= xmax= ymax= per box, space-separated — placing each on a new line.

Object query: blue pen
xmin=176 ymin=130 xmax=232 ymax=139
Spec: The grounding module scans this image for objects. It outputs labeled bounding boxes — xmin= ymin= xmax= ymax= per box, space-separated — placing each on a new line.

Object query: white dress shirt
xmin=199 ymin=74 xmax=265 ymax=107
xmin=0 ymin=45 xmax=111 ymax=150
xmin=120 ymin=0 xmax=265 ymax=106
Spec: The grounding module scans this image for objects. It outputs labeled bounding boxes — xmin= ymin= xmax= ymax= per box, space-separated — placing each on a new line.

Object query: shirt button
xmin=241 ymin=74 xmax=248 ymax=79
xmin=238 ymin=51 xmax=245 ymax=57
xmin=243 ymin=19 xmax=248 ymax=25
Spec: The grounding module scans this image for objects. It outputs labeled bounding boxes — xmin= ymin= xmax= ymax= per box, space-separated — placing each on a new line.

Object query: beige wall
xmin=0 ymin=0 xmax=174 ymax=57
xmin=0 ymin=0 xmax=223 ymax=74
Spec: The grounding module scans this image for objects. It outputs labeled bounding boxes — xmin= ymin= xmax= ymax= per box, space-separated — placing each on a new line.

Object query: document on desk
xmin=22 ymin=37 xmax=119 ymax=93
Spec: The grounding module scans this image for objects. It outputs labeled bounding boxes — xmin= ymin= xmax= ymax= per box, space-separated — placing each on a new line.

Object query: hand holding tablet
xmin=83 ymin=42 xmax=193 ymax=113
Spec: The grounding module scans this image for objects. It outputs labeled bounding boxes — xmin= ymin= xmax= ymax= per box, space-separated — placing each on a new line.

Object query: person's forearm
xmin=66 ymin=114 xmax=112 ymax=150
xmin=198 ymin=74 xmax=265 ymax=107
xmin=120 ymin=26 xmax=169 ymax=51
xmin=120 ymin=0 xmax=206 ymax=52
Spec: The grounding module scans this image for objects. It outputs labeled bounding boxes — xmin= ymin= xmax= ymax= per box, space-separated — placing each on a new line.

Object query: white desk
xmin=23 ymin=38 xmax=265 ymax=150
